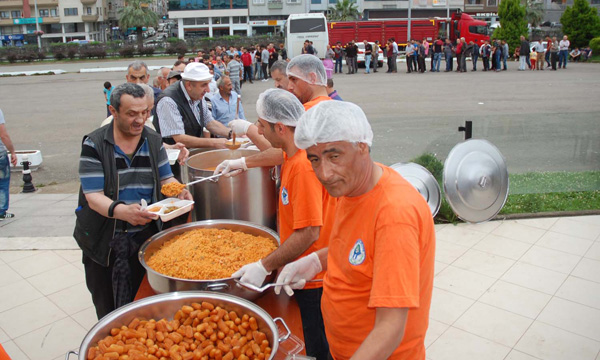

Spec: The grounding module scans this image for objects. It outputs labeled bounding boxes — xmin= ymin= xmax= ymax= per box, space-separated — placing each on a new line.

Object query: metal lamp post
xmin=33 ymin=0 xmax=41 ymax=49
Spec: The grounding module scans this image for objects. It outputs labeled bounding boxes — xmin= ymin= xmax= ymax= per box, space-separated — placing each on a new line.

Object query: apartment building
xmin=0 ymin=0 xmax=108 ymax=46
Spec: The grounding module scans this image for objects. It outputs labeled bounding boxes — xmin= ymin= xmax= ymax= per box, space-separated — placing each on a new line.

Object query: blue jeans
xmin=445 ymin=53 xmax=453 ymax=71
xmin=559 ymin=50 xmax=568 ymax=68
xmin=433 ymin=52 xmax=442 ymax=71
xmin=503 ymin=54 xmax=508 ymax=70
xmin=472 ymin=54 xmax=478 ymax=70
xmin=495 ymin=52 xmax=502 ymax=70
xmin=0 ymin=152 xmax=10 ymax=215
xmin=335 ymin=57 xmax=342 ymax=73
xmin=254 ymin=63 xmax=261 ymax=80
xmin=365 ymin=54 xmax=372 ymax=73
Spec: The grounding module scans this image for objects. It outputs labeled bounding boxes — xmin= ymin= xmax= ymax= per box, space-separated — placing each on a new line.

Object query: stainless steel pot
xmin=65 ymin=291 xmax=290 ymax=360
xmin=187 ymin=149 xmax=278 ymax=231
xmin=139 ymin=220 xmax=280 ymax=300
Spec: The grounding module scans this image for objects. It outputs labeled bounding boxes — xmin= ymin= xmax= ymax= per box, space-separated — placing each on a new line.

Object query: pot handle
xmin=206 ymin=283 xmax=230 ymax=291
xmin=270 ymin=166 xmax=281 ymax=182
xmin=65 ymin=350 xmax=78 ymax=360
xmin=273 ymin=317 xmax=291 ymax=342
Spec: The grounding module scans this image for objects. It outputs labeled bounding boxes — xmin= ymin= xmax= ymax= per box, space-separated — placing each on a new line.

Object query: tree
xmin=493 ymin=0 xmax=528 ymax=56
xmin=328 ymin=0 xmax=360 ymax=21
xmin=118 ymin=0 xmax=159 ymax=49
xmin=561 ymin=0 xmax=600 ymax=48
xmin=525 ymin=0 xmax=545 ymax=28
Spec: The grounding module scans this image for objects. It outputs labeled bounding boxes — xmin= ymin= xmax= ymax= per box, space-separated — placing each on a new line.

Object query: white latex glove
xmin=232 ymin=260 xmax=271 ymax=287
xmin=274 ymin=252 xmax=322 ymax=296
xmin=213 ymin=157 xmax=247 ymax=177
xmin=229 ymin=119 xmax=253 ymax=135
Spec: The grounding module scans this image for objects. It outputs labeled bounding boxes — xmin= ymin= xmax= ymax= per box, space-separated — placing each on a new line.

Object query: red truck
xmin=328 ymin=12 xmax=490 ymax=49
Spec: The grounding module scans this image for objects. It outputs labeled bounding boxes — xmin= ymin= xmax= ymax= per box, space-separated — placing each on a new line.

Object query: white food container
xmin=166 ymin=148 xmax=180 ymax=165
xmin=146 ymin=198 xmax=194 ymax=222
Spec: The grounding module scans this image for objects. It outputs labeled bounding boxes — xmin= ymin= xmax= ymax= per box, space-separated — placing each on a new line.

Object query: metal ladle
xmin=235 ymin=279 xmax=323 ymax=293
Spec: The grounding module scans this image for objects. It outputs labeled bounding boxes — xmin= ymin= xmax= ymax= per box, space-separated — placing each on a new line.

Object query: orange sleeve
xmin=0 ymin=344 xmax=12 ymax=360
xmin=368 ymin=219 xmax=421 ymax=309
xmin=289 ymin=168 xmax=324 ymax=230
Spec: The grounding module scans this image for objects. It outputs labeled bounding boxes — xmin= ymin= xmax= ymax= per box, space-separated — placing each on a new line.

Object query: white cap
xmin=286 ymin=54 xmax=327 ymax=87
xmin=181 ymin=62 xmax=212 ymax=82
xmin=295 ymin=101 xmax=373 ymax=149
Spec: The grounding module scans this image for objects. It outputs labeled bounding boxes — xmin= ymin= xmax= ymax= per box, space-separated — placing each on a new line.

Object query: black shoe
xmin=0 ymin=213 xmax=15 ymax=220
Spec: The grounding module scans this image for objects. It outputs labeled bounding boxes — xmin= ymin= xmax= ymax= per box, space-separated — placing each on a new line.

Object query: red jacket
xmin=456 ymin=42 xmax=463 ymax=54
xmin=241 ymin=52 xmax=252 ymax=67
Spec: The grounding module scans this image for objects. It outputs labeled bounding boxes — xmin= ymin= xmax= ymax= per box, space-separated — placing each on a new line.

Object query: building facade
xmin=0 ymin=0 xmax=108 ymax=46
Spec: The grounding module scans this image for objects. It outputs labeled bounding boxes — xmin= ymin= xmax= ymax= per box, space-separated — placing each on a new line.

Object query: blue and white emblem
xmin=281 ymin=187 xmax=289 ymax=205
xmin=348 ymin=239 xmax=366 ymax=266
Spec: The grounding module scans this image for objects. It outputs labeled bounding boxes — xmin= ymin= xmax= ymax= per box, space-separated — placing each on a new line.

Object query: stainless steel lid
xmin=390 ymin=162 xmax=441 ymax=217
xmin=443 ymin=139 xmax=509 ymax=223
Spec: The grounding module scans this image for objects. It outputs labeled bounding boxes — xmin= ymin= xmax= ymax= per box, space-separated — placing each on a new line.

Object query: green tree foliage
xmin=525 ymin=0 xmax=545 ymax=28
xmin=118 ymin=0 xmax=159 ymax=49
xmin=328 ymin=0 xmax=360 ymax=21
xmin=493 ymin=0 xmax=528 ymax=55
xmin=590 ymin=37 xmax=600 ymax=54
xmin=561 ymin=0 xmax=600 ymax=48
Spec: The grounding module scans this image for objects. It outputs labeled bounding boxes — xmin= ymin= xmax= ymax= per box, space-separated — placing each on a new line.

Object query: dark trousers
xmin=387 ymin=57 xmax=393 ymax=72
xmin=82 ymin=225 xmax=156 ymax=320
xmin=243 ymin=66 xmax=253 ymax=82
xmin=372 ymin=56 xmax=378 ymax=72
xmin=417 ymin=55 xmax=425 ymax=72
xmin=472 ymin=54 xmax=478 ymax=70
xmin=106 ymin=105 xmax=111 ymax=117
xmin=261 ymin=63 xmax=268 ymax=80
xmin=334 ymin=57 xmax=342 ymax=73
xmin=545 ymin=51 xmax=551 ymax=67
xmin=456 ymin=54 xmax=462 ymax=71
xmin=406 ymin=55 xmax=414 ymax=72
xmin=445 ymin=54 xmax=453 ymax=71
xmin=483 ymin=57 xmax=489 ymax=71
xmin=295 ymin=287 xmax=329 ymax=360
xmin=551 ymin=52 xmax=558 ymax=70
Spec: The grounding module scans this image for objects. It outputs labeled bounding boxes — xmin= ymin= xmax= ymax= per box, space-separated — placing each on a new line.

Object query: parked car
xmin=147 ymin=27 xmax=156 ymax=37
xmin=530 ymin=41 xmax=548 ymax=53
xmin=356 ymin=42 xmax=384 ymax=68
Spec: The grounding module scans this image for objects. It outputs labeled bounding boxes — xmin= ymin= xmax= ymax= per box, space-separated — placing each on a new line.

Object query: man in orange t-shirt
xmin=276 ymin=100 xmax=436 ymax=360
xmin=213 ymin=54 xmax=331 ymax=176
xmin=231 ymin=89 xmax=336 ymax=360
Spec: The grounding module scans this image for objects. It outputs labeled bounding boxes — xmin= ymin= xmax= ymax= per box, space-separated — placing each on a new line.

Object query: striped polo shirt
xmin=79 ymin=136 xmax=173 ymax=232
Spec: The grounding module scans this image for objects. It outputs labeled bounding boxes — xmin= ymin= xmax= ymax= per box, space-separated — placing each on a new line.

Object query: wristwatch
xmin=227 ymin=130 xmax=233 ymax=140
xmin=108 ymin=200 xmax=125 ymax=218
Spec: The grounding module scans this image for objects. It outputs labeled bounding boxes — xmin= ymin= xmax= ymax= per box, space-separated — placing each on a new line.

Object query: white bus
xmin=285 ymin=13 xmax=329 ymax=60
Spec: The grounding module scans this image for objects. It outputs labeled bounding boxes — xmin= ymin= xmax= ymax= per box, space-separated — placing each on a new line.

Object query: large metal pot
xmin=139 ymin=220 xmax=279 ymax=300
xmin=66 ymin=292 xmax=291 ymax=360
xmin=186 ymin=149 xmax=278 ymax=231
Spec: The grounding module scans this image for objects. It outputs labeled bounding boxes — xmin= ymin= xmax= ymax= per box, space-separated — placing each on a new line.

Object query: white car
xmin=357 ymin=42 xmax=384 ymax=68
xmin=530 ymin=41 xmax=548 ymax=53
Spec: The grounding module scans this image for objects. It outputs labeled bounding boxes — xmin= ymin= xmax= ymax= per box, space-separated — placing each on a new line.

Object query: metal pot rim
xmin=138 ymin=219 xmax=280 ymax=283
xmin=185 ymin=148 xmax=259 ymax=172
xmin=76 ymin=291 xmax=284 ymax=360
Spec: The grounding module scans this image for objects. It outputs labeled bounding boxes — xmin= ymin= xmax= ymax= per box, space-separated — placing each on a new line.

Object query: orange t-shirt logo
xmin=281 ymin=187 xmax=290 ymax=205
xmin=348 ymin=239 xmax=366 ymax=265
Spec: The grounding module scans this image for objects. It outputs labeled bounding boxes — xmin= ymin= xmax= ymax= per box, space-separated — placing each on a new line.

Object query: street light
xmin=33 ymin=0 xmax=41 ymax=49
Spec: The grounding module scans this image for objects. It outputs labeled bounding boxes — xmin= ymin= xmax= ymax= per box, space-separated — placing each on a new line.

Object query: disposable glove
xmin=232 ymin=260 xmax=271 ymax=287
xmin=213 ymin=157 xmax=247 ymax=177
xmin=274 ymin=252 xmax=322 ymax=296
xmin=229 ymin=119 xmax=253 ymax=136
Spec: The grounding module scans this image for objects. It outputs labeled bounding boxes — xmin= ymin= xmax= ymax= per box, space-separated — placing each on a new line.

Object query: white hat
xmin=181 ymin=62 xmax=212 ymax=82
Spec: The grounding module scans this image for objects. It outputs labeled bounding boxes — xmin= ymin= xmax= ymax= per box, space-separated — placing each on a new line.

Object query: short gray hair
xmin=128 ymin=60 xmax=148 ymax=72
xmin=157 ymin=67 xmax=169 ymax=78
xmin=110 ymin=83 xmax=146 ymax=112
xmin=216 ymin=75 xmax=230 ymax=90
xmin=137 ymin=83 xmax=155 ymax=103
xmin=270 ymin=60 xmax=287 ymax=75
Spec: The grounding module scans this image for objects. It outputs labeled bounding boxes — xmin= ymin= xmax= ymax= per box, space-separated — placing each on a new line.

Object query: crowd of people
xmin=322 ymin=34 xmax=587 ymax=75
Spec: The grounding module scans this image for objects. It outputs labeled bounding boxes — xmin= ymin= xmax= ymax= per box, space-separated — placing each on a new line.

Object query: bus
xmin=285 ymin=13 xmax=329 ymax=59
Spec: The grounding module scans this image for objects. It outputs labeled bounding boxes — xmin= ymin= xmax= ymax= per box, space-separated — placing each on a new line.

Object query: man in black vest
xmin=155 ymin=63 xmax=231 ymax=148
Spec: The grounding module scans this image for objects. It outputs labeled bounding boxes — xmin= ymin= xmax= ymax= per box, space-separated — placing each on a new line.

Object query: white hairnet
xmin=256 ymin=88 xmax=305 ymax=126
xmin=295 ymin=101 xmax=373 ymax=149
xmin=286 ymin=54 xmax=327 ymax=87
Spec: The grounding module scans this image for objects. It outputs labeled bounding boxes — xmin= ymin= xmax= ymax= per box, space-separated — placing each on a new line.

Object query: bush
xmin=106 ymin=40 xmax=123 ymax=56
xmin=119 ymin=45 xmax=136 ymax=58
xmin=138 ymin=46 xmax=155 ymax=56
xmin=6 ymin=48 xmax=18 ymax=63
xmin=66 ymin=43 xmax=79 ymax=59
xmin=50 ymin=43 xmax=67 ymax=60
xmin=166 ymin=40 xmax=187 ymax=55
xmin=590 ymin=37 xmax=600 ymax=54
xmin=79 ymin=43 xmax=107 ymax=59
xmin=21 ymin=45 xmax=39 ymax=62
xmin=410 ymin=153 xmax=459 ymax=223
